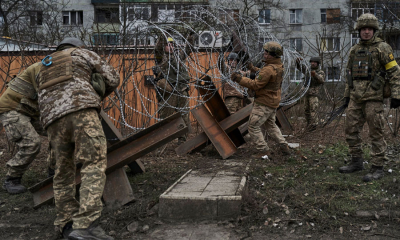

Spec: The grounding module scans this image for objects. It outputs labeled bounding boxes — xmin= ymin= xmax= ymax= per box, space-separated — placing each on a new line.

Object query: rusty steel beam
xmin=197 ymin=76 xmax=245 ymax=147
xmin=191 ymin=104 xmax=237 ymax=159
xmin=276 ymin=106 xmax=294 ymax=133
xmin=102 ymin=168 xmax=135 ymax=208
xmin=29 ymin=113 xmax=188 ymax=209
xmin=101 ymin=110 xmax=145 ymax=174
xmin=176 ymin=104 xmax=252 ymax=155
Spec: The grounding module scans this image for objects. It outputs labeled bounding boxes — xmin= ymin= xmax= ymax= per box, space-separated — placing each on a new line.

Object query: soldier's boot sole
xmin=363 ymin=170 xmax=384 ymax=182
xmin=2 ymin=182 xmax=27 ymax=194
xmin=338 ymin=165 xmax=364 ymax=174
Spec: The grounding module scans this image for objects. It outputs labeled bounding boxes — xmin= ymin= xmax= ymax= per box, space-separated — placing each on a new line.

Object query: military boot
xmin=48 ymin=167 xmax=55 ymax=178
xmin=62 ymin=221 xmax=73 ymax=239
xmin=338 ymin=157 xmax=364 ymax=173
xmin=363 ymin=165 xmax=384 ymax=182
xmin=2 ymin=176 xmax=27 ymax=194
xmin=68 ymin=225 xmax=113 ymax=240
xmin=279 ymin=143 xmax=291 ymax=156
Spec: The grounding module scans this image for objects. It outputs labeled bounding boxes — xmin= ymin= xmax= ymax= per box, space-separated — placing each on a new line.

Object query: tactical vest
xmin=264 ymin=64 xmax=283 ymax=91
xmin=352 ymin=48 xmax=373 ymax=80
xmin=8 ymin=77 xmax=37 ymax=100
xmin=39 ymin=48 xmax=90 ymax=90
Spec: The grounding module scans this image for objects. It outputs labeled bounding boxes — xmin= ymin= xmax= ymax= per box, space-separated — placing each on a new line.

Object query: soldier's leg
xmin=340 ymin=100 xmax=365 ymax=173
xmin=47 ymin=115 xmax=79 ymax=232
xmin=71 ymin=109 xmax=107 ymax=229
xmin=309 ymin=96 xmax=319 ymax=127
xmin=264 ymin=107 xmax=291 ymax=155
xmin=0 ymin=111 xmax=41 ymax=194
xmin=158 ymin=92 xmax=178 ymax=120
xmin=248 ymin=102 xmax=269 ymax=151
xmin=363 ymin=101 xmax=386 ymax=182
xmin=176 ymin=91 xmax=190 ymax=144
xmin=304 ymin=96 xmax=311 ymax=126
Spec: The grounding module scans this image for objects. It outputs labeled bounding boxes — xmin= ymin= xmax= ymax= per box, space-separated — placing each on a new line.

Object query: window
xmin=290 ymin=38 xmax=302 ymax=52
xmin=259 ymin=9 xmax=271 ymax=24
xmin=387 ymin=34 xmax=400 ymax=50
xmin=289 ymin=67 xmax=303 ymax=83
xmin=63 ymin=11 xmax=83 ymax=25
xmin=158 ymin=5 xmax=175 ymax=23
xmin=321 ymin=37 xmax=340 ymax=52
xmin=95 ymin=8 xmax=119 ymax=23
xmin=289 ymin=9 xmax=302 ymax=24
xmin=375 ymin=3 xmax=400 ymax=23
xmin=259 ymin=37 xmax=273 ymax=49
xmin=351 ymin=3 xmax=374 ymax=22
xmin=325 ymin=67 xmax=341 ymax=82
xmin=321 ymin=9 xmax=326 ymax=23
xmin=93 ymin=33 xmax=119 ymax=45
xmin=128 ymin=5 xmax=150 ymax=21
xmin=29 ymin=11 xmax=43 ymax=26
xmin=351 ymin=33 xmax=359 ymax=46
xmin=327 ymin=9 xmax=341 ymax=24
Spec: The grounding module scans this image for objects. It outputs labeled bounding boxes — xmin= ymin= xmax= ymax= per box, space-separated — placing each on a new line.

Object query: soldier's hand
xmin=390 ymin=98 xmax=400 ymax=109
xmin=310 ymin=71 xmax=316 ymax=78
xmin=296 ymin=57 xmax=303 ymax=63
xmin=343 ymin=97 xmax=350 ymax=108
xmin=231 ymin=72 xmax=242 ymax=83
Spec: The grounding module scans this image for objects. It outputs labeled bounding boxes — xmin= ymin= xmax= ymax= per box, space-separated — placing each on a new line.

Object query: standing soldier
xmin=35 ymin=37 xmax=120 ymax=239
xmin=231 ymin=42 xmax=291 ymax=156
xmin=339 ymin=13 xmax=400 ymax=182
xmin=219 ymin=52 xmax=245 ymax=114
xmin=154 ymin=36 xmax=194 ymax=144
xmin=296 ymin=57 xmax=325 ymax=130
xmin=0 ymin=62 xmax=47 ymax=194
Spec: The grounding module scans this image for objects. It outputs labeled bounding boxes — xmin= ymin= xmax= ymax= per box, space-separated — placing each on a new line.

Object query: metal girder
xmin=100 ymin=110 xmax=145 ymax=174
xmin=197 ymin=76 xmax=245 ymax=147
xmin=29 ymin=113 xmax=188 ymax=209
xmin=191 ymin=104 xmax=237 ymax=159
xmin=176 ymin=104 xmax=252 ymax=155
xmin=276 ymin=104 xmax=295 ymax=133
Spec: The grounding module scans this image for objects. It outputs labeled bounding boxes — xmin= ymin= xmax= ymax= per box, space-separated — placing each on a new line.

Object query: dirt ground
xmin=1 ymin=113 xmax=400 ymax=240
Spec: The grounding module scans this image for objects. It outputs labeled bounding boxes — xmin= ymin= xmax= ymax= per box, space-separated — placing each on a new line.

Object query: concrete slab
xmin=159 ymin=161 xmax=246 ymax=220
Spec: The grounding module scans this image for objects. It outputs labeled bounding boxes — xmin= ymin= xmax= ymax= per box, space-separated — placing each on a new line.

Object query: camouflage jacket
xmin=0 ymin=62 xmax=42 ymax=117
xmin=36 ymin=47 xmax=120 ymax=128
xmin=155 ymin=40 xmax=193 ymax=92
xmin=344 ymin=34 xmax=400 ymax=102
xmin=238 ymin=57 xmax=283 ymax=109
xmin=296 ymin=62 xmax=325 ymax=96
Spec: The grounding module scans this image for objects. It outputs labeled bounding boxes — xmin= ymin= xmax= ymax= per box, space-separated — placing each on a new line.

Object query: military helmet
xmin=57 ymin=37 xmax=86 ymax=49
xmin=309 ymin=56 xmax=321 ymax=64
xmin=263 ymin=41 xmax=283 ymax=57
xmin=227 ymin=52 xmax=239 ymax=60
xmin=167 ymin=37 xmax=174 ymax=43
xmin=355 ymin=13 xmax=379 ymax=30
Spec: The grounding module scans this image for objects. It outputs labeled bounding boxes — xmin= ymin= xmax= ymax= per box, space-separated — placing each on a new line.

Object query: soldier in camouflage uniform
xmin=35 ymin=37 xmax=120 ymax=240
xmin=340 ymin=14 xmax=400 ymax=182
xmin=231 ymin=42 xmax=291 ymax=156
xmin=296 ymin=57 xmax=325 ymax=130
xmin=154 ymin=36 xmax=194 ymax=144
xmin=0 ymin=62 xmax=50 ymax=194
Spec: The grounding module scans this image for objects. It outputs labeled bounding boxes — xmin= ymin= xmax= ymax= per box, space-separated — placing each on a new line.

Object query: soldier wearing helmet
xmin=0 ymin=62 xmax=57 ymax=195
xmin=218 ymin=52 xmax=248 ymax=114
xmin=154 ymin=34 xmax=194 ymax=145
xmin=230 ymin=41 xmax=291 ymax=156
xmin=295 ymin=56 xmax=325 ymax=130
xmin=36 ymin=37 xmax=120 ymax=239
xmin=339 ymin=13 xmax=400 ymax=182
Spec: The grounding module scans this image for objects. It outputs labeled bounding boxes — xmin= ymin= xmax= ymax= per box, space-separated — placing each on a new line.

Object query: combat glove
xmin=310 ymin=71 xmax=316 ymax=78
xmin=343 ymin=97 xmax=350 ymax=108
xmin=230 ymin=72 xmax=242 ymax=83
xmin=390 ymin=98 xmax=400 ymax=109
xmin=91 ymin=73 xmax=106 ymax=98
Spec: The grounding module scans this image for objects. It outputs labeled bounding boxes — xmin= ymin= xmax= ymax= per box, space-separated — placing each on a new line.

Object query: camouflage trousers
xmin=304 ymin=95 xmax=319 ymax=126
xmin=158 ymin=90 xmax=190 ymax=140
xmin=248 ymin=102 xmax=287 ymax=151
xmin=0 ymin=110 xmax=40 ymax=178
xmin=47 ymin=108 xmax=107 ymax=231
xmin=225 ymin=97 xmax=243 ymax=114
xmin=345 ymin=100 xmax=387 ymax=166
